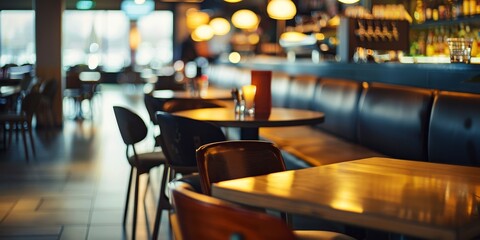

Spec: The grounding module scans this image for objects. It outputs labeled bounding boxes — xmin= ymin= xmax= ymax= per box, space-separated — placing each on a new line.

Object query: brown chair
xmin=196 ymin=140 xmax=285 ymax=195
xmin=0 ymin=90 xmax=41 ymax=162
xmin=196 ymin=140 xmax=357 ymax=240
xmin=170 ymin=181 xmax=297 ymax=240
xmin=112 ymin=106 xmax=168 ymax=240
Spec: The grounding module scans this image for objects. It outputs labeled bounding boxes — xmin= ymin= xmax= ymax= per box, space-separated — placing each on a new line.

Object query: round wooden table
xmin=172 ymin=107 xmax=325 ymax=140
xmin=151 ymin=88 xmax=233 ymax=100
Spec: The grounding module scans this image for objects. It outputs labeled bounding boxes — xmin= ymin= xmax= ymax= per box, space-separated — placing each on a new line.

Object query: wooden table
xmin=212 ymin=157 xmax=480 ymax=240
xmin=172 ymin=107 xmax=325 ymax=140
xmin=151 ymin=88 xmax=233 ymax=100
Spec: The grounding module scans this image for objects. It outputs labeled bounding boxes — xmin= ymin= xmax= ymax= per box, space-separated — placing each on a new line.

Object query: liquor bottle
xmin=418 ymin=31 xmax=427 ymax=55
xmin=433 ymin=0 xmax=440 ymax=20
xmin=452 ymin=0 xmax=459 ymax=18
xmin=426 ymin=30 xmax=435 ymax=56
xmin=426 ymin=0 xmax=433 ymax=20
xmin=438 ymin=0 xmax=447 ymax=19
xmin=463 ymin=0 xmax=470 ymax=16
xmin=415 ymin=0 xmax=426 ymax=23
xmin=469 ymin=0 xmax=477 ymax=15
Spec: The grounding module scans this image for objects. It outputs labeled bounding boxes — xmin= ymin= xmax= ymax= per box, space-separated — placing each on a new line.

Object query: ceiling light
xmin=231 ymin=10 xmax=259 ymax=30
xmin=267 ymin=0 xmax=296 ymax=20
xmin=192 ymin=24 xmax=214 ymax=41
xmin=209 ymin=18 xmax=231 ymax=35
xmin=76 ymin=0 xmax=95 ymax=10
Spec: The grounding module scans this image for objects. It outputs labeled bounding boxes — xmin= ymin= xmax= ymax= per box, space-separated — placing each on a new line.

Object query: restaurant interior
xmin=1 ymin=0 xmax=480 ymax=239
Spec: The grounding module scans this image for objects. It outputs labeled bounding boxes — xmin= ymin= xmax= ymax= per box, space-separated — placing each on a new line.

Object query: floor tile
xmin=39 ymin=197 xmax=93 ymax=211
xmin=59 ymin=226 xmax=88 ymax=240
xmin=0 ymin=226 xmax=61 ymax=237
xmin=1 ymin=211 xmax=90 ymax=225
xmin=0 ymin=85 xmax=170 ymax=240
xmin=11 ymin=198 xmax=41 ymax=212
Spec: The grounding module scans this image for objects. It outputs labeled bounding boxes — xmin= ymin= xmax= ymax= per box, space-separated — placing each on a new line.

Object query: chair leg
xmin=152 ymin=165 xmax=170 ymax=240
xmin=19 ymin=123 xmax=29 ymax=162
xmin=124 ymin=167 xmax=134 ymax=226
xmin=132 ymin=171 xmax=140 ymax=240
xmin=26 ymin=122 xmax=36 ymax=157
xmin=143 ymin=175 xmax=151 ymax=202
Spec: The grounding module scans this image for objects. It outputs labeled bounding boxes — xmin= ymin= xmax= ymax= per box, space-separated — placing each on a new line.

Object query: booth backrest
xmin=428 ymin=91 xmax=480 ymax=166
xmin=271 ymin=72 xmax=291 ymax=108
xmin=312 ymin=78 xmax=362 ymax=142
xmin=357 ymin=83 xmax=434 ymax=161
xmin=286 ymin=75 xmax=318 ymax=109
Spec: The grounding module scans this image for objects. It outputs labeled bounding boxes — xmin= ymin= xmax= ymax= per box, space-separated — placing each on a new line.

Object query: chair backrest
xmin=144 ymin=93 xmax=167 ymax=125
xmin=21 ymin=91 xmax=42 ymax=120
xmin=156 ymin=111 xmax=226 ymax=173
xmin=171 ymin=183 xmax=296 ymax=240
xmin=40 ymin=79 xmax=58 ymax=101
xmin=196 ymin=140 xmax=286 ymax=195
xmin=113 ymin=106 xmax=148 ymax=146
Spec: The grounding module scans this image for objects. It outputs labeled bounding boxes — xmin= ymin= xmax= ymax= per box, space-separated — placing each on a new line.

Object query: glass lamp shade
xmin=338 ymin=0 xmax=360 ymax=3
xmin=192 ymin=24 xmax=214 ymax=41
xmin=186 ymin=9 xmax=210 ymax=30
xmin=224 ymin=0 xmax=242 ymax=2
xmin=231 ymin=9 xmax=259 ymax=30
xmin=209 ymin=18 xmax=231 ymax=35
xmin=267 ymin=0 xmax=297 ymax=20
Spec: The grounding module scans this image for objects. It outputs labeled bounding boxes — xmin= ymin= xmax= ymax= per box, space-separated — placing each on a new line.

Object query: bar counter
xmin=216 ymin=56 xmax=480 ymax=94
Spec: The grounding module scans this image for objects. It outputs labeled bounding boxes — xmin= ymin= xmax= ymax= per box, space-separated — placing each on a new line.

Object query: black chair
xmin=38 ymin=79 xmax=58 ymax=128
xmin=0 ymin=90 xmax=41 ymax=162
xmin=112 ymin=106 xmax=168 ymax=240
xmin=152 ymin=110 xmax=226 ymax=240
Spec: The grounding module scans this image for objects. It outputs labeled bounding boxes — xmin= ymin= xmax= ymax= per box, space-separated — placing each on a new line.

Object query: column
xmin=35 ymin=0 xmax=64 ymax=127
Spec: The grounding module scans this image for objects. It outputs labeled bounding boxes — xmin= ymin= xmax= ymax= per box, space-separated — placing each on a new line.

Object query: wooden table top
xmin=212 ymin=157 xmax=480 ymax=240
xmin=172 ymin=107 xmax=325 ymax=128
xmin=151 ymin=88 xmax=233 ymax=100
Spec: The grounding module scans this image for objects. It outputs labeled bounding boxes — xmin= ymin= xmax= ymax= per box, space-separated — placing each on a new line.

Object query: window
xmin=0 ymin=10 xmax=35 ymax=66
xmin=63 ymin=10 xmax=173 ymax=72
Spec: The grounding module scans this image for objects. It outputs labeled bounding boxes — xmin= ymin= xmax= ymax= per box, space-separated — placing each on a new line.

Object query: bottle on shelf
xmin=463 ymin=0 xmax=470 ymax=16
xmin=426 ymin=29 xmax=436 ymax=56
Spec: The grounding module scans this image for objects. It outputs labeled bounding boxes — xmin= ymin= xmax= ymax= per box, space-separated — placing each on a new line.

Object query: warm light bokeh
xmin=191 ymin=24 xmax=214 ymax=42
xmin=231 ymin=9 xmax=259 ymax=30
xmin=186 ymin=8 xmax=210 ymax=30
xmin=209 ymin=17 xmax=231 ymax=35
xmin=267 ymin=0 xmax=297 ymax=20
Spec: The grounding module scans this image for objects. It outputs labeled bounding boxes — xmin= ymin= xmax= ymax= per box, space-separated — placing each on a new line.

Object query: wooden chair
xmin=152 ymin=110 xmax=226 ymax=240
xmin=196 ymin=140 xmax=285 ymax=195
xmin=0 ymin=90 xmax=41 ymax=162
xmin=112 ymin=106 xmax=168 ymax=240
xmin=196 ymin=140 xmax=357 ymax=240
xmin=170 ymin=181 xmax=297 ymax=240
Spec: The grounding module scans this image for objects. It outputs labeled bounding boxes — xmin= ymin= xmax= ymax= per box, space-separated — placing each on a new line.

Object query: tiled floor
xmin=0 ymin=85 xmax=171 ymax=239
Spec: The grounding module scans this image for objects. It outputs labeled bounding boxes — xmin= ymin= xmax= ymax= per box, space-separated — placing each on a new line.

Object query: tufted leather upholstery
xmin=206 ymin=64 xmax=480 ymax=168
xmin=357 ymin=83 xmax=434 ymax=161
xmin=312 ymin=78 xmax=362 ymax=142
xmin=428 ymin=91 xmax=480 ymax=166
xmin=271 ymin=72 xmax=291 ymax=108
xmin=286 ymin=75 xmax=318 ymax=109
